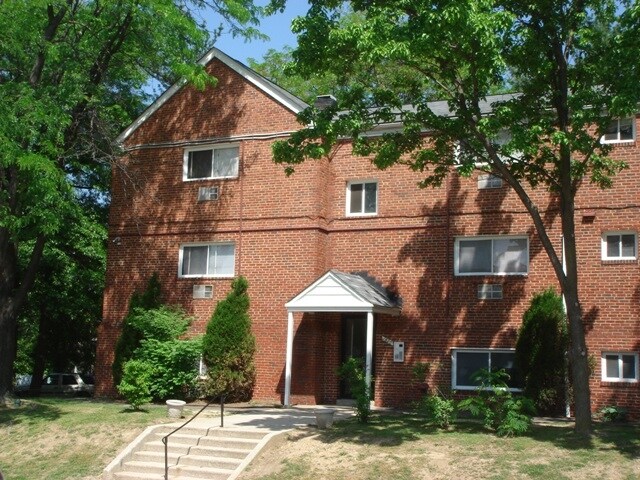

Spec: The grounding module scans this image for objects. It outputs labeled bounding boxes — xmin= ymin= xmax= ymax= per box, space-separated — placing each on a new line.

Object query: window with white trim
xmin=601 ymin=353 xmax=638 ymax=382
xmin=455 ymin=236 xmax=528 ymax=275
xmin=601 ymin=232 xmax=637 ymax=260
xmin=452 ymin=348 xmax=522 ymax=390
xmin=183 ymin=145 xmax=239 ymax=180
xmin=601 ymin=118 xmax=635 ymax=144
xmin=179 ymin=243 xmax=235 ymax=278
xmin=346 ymin=180 xmax=378 ymax=216
xmin=455 ymin=130 xmax=522 ymax=167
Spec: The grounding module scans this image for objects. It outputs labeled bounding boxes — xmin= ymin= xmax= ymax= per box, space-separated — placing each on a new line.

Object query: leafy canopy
xmin=274 ymin=0 xmax=640 ymax=192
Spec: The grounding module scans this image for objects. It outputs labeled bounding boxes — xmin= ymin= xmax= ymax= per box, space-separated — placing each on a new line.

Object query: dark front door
xmin=340 ymin=314 xmax=372 ymax=398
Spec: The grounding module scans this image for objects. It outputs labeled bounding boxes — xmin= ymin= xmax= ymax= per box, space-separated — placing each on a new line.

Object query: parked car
xmin=16 ymin=373 xmax=94 ymax=396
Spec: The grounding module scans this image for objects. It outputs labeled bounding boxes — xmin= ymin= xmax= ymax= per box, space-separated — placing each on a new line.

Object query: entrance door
xmin=340 ymin=314 xmax=372 ymax=398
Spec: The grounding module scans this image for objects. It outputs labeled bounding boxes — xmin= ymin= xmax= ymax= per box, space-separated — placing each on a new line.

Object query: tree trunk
xmin=0 ymin=231 xmax=46 ymax=399
xmin=560 ymin=195 xmax=593 ymax=436
xmin=0 ymin=227 xmax=18 ymax=399
xmin=0 ymin=303 xmax=18 ymax=400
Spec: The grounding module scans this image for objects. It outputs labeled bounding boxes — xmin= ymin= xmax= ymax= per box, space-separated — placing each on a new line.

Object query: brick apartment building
xmin=96 ymin=48 xmax=639 ymax=417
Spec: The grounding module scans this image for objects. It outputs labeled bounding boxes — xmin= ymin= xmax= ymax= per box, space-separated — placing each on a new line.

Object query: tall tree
xmin=273 ymin=0 xmax=640 ymax=435
xmin=248 ymin=10 xmax=434 ymax=104
xmin=16 ymin=205 xmax=106 ymax=393
xmin=0 ymin=0 xmax=282 ymax=400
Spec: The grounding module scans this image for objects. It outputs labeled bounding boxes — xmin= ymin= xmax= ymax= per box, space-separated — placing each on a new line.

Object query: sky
xmin=211 ymin=2 xmax=311 ymax=64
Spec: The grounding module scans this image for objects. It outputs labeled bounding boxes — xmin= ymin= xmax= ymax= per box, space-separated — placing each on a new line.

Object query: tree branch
xmin=29 ymin=2 xmax=70 ymax=86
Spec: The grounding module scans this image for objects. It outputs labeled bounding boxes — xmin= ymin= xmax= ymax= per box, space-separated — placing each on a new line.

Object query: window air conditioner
xmin=198 ymin=186 xmax=219 ymax=201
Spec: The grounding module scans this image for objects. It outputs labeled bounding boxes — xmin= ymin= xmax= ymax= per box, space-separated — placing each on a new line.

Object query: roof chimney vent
xmin=314 ymin=94 xmax=337 ymax=110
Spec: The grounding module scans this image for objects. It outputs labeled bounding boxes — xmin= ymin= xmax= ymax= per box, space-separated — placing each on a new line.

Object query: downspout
xmin=238 ymin=147 xmax=244 ymax=276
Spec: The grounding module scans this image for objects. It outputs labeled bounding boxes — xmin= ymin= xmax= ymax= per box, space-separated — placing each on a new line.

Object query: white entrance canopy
xmin=283 ymin=270 xmax=401 ymax=406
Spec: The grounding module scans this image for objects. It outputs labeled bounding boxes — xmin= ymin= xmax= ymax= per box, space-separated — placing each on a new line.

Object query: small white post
xmin=284 ymin=311 xmax=294 ymax=406
xmin=365 ymin=311 xmax=374 ymax=397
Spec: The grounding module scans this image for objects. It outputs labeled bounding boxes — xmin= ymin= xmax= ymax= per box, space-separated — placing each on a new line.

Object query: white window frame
xmin=451 ymin=348 xmax=522 ymax=391
xmin=601 ymin=352 xmax=639 ymax=383
xmin=455 ymin=130 xmax=522 ymax=168
xmin=178 ymin=242 xmax=235 ymax=278
xmin=601 ymin=231 xmax=637 ymax=261
xmin=454 ymin=235 xmax=529 ymax=276
xmin=600 ymin=117 xmax=636 ymax=144
xmin=346 ymin=180 xmax=378 ymax=216
xmin=183 ymin=144 xmax=240 ymax=181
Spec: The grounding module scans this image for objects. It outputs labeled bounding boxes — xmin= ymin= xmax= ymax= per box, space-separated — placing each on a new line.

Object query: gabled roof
xmin=285 ymin=270 xmax=401 ymax=315
xmin=116 ymin=47 xmax=309 ymax=144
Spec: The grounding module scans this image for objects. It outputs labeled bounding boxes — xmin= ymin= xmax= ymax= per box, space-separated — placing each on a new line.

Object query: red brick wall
xmin=98 ymin=57 xmax=639 ymax=419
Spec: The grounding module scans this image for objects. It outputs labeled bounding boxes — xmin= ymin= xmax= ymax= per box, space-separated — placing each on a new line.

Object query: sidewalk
xmin=177 ymin=404 xmax=356 ymax=431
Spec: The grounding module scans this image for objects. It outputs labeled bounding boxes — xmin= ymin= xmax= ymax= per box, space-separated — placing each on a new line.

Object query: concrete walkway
xmin=204 ymin=405 xmax=356 ymax=431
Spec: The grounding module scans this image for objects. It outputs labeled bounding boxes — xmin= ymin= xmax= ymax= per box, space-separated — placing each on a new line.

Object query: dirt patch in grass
xmin=239 ymin=415 xmax=640 ymax=480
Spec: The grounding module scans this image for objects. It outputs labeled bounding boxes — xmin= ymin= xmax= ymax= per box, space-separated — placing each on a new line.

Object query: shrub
xmin=135 ymin=337 xmax=202 ymax=400
xmin=516 ymin=288 xmax=568 ymax=416
xmin=113 ymin=305 xmax=192 ymax=386
xmin=458 ymin=369 xmax=535 ymax=437
xmin=114 ymin=295 xmax=201 ymax=402
xmin=415 ymin=392 xmax=457 ymax=428
xmin=201 ymin=277 xmax=256 ymax=401
xmin=112 ymin=273 xmax=165 ymax=385
xmin=117 ymin=360 xmax=153 ymax=409
xmin=599 ymin=405 xmax=628 ymax=422
xmin=338 ymin=357 xmax=371 ymax=423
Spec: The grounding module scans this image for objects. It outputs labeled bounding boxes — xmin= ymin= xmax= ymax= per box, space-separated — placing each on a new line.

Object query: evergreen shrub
xmin=201 ymin=277 xmax=256 ymax=401
xmin=516 ymin=288 xmax=568 ymax=415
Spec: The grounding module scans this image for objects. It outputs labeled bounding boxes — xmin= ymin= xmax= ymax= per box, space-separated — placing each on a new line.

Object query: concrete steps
xmin=104 ymin=424 xmax=270 ymax=480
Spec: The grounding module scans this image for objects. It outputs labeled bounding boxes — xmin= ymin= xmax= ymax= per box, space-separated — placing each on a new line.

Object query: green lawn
xmin=1 ymin=400 xmax=638 ymax=480
xmin=0 ymin=397 xmax=171 ymax=480
xmin=240 ymin=414 xmax=640 ymax=480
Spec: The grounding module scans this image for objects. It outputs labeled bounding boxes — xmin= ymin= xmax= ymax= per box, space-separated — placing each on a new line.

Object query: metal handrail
xmin=161 ymin=394 xmax=226 ymax=480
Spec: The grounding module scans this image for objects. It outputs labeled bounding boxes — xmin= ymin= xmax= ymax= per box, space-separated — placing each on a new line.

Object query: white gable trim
xmin=285 ymin=271 xmax=400 ymax=315
xmin=116 ymin=47 xmax=308 ymax=144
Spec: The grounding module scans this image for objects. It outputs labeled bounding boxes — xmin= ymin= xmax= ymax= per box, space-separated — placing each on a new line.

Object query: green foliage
xmin=338 ymin=357 xmax=371 ymax=423
xmin=274 ymin=0 xmax=640 ymax=435
xmin=598 ymin=405 xmax=628 ymax=423
xmin=516 ymin=289 xmax=569 ymax=415
xmin=132 ymin=337 xmax=202 ymax=400
xmin=15 ymin=206 xmax=106 ymax=376
xmin=113 ymin=274 xmax=201 ymax=400
xmin=129 ymin=273 xmax=163 ymax=311
xmin=201 ymin=276 xmax=256 ymax=401
xmin=0 ymin=0 xmax=282 ymax=396
xmin=113 ymin=274 xmax=177 ymax=385
xmin=111 ymin=272 xmax=162 ymax=385
xmin=115 ymin=301 xmax=201 ymax=402
xmin=415 ymin=392 xmax=457 ymax=429
xmin=458 ymin=369 xmax=535 ymax=437
xmin=117 ymin=360 xmax=153 ymax=409
xmin=411 ymin=362 xmax=431 ymax=383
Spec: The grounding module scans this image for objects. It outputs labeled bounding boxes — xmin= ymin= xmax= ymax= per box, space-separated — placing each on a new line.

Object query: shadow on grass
xmin=315 ymin=412 xmax=478 ymax=447
xmin=526 ymin=421 xmax=640 ymax=459
xmin=119 ymin=407 xmax=150 ymax=414
xmin=0 ymin=401 xmax=64 ymax=426
xmin=315 ymin=411 xmax=640 ymax=459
